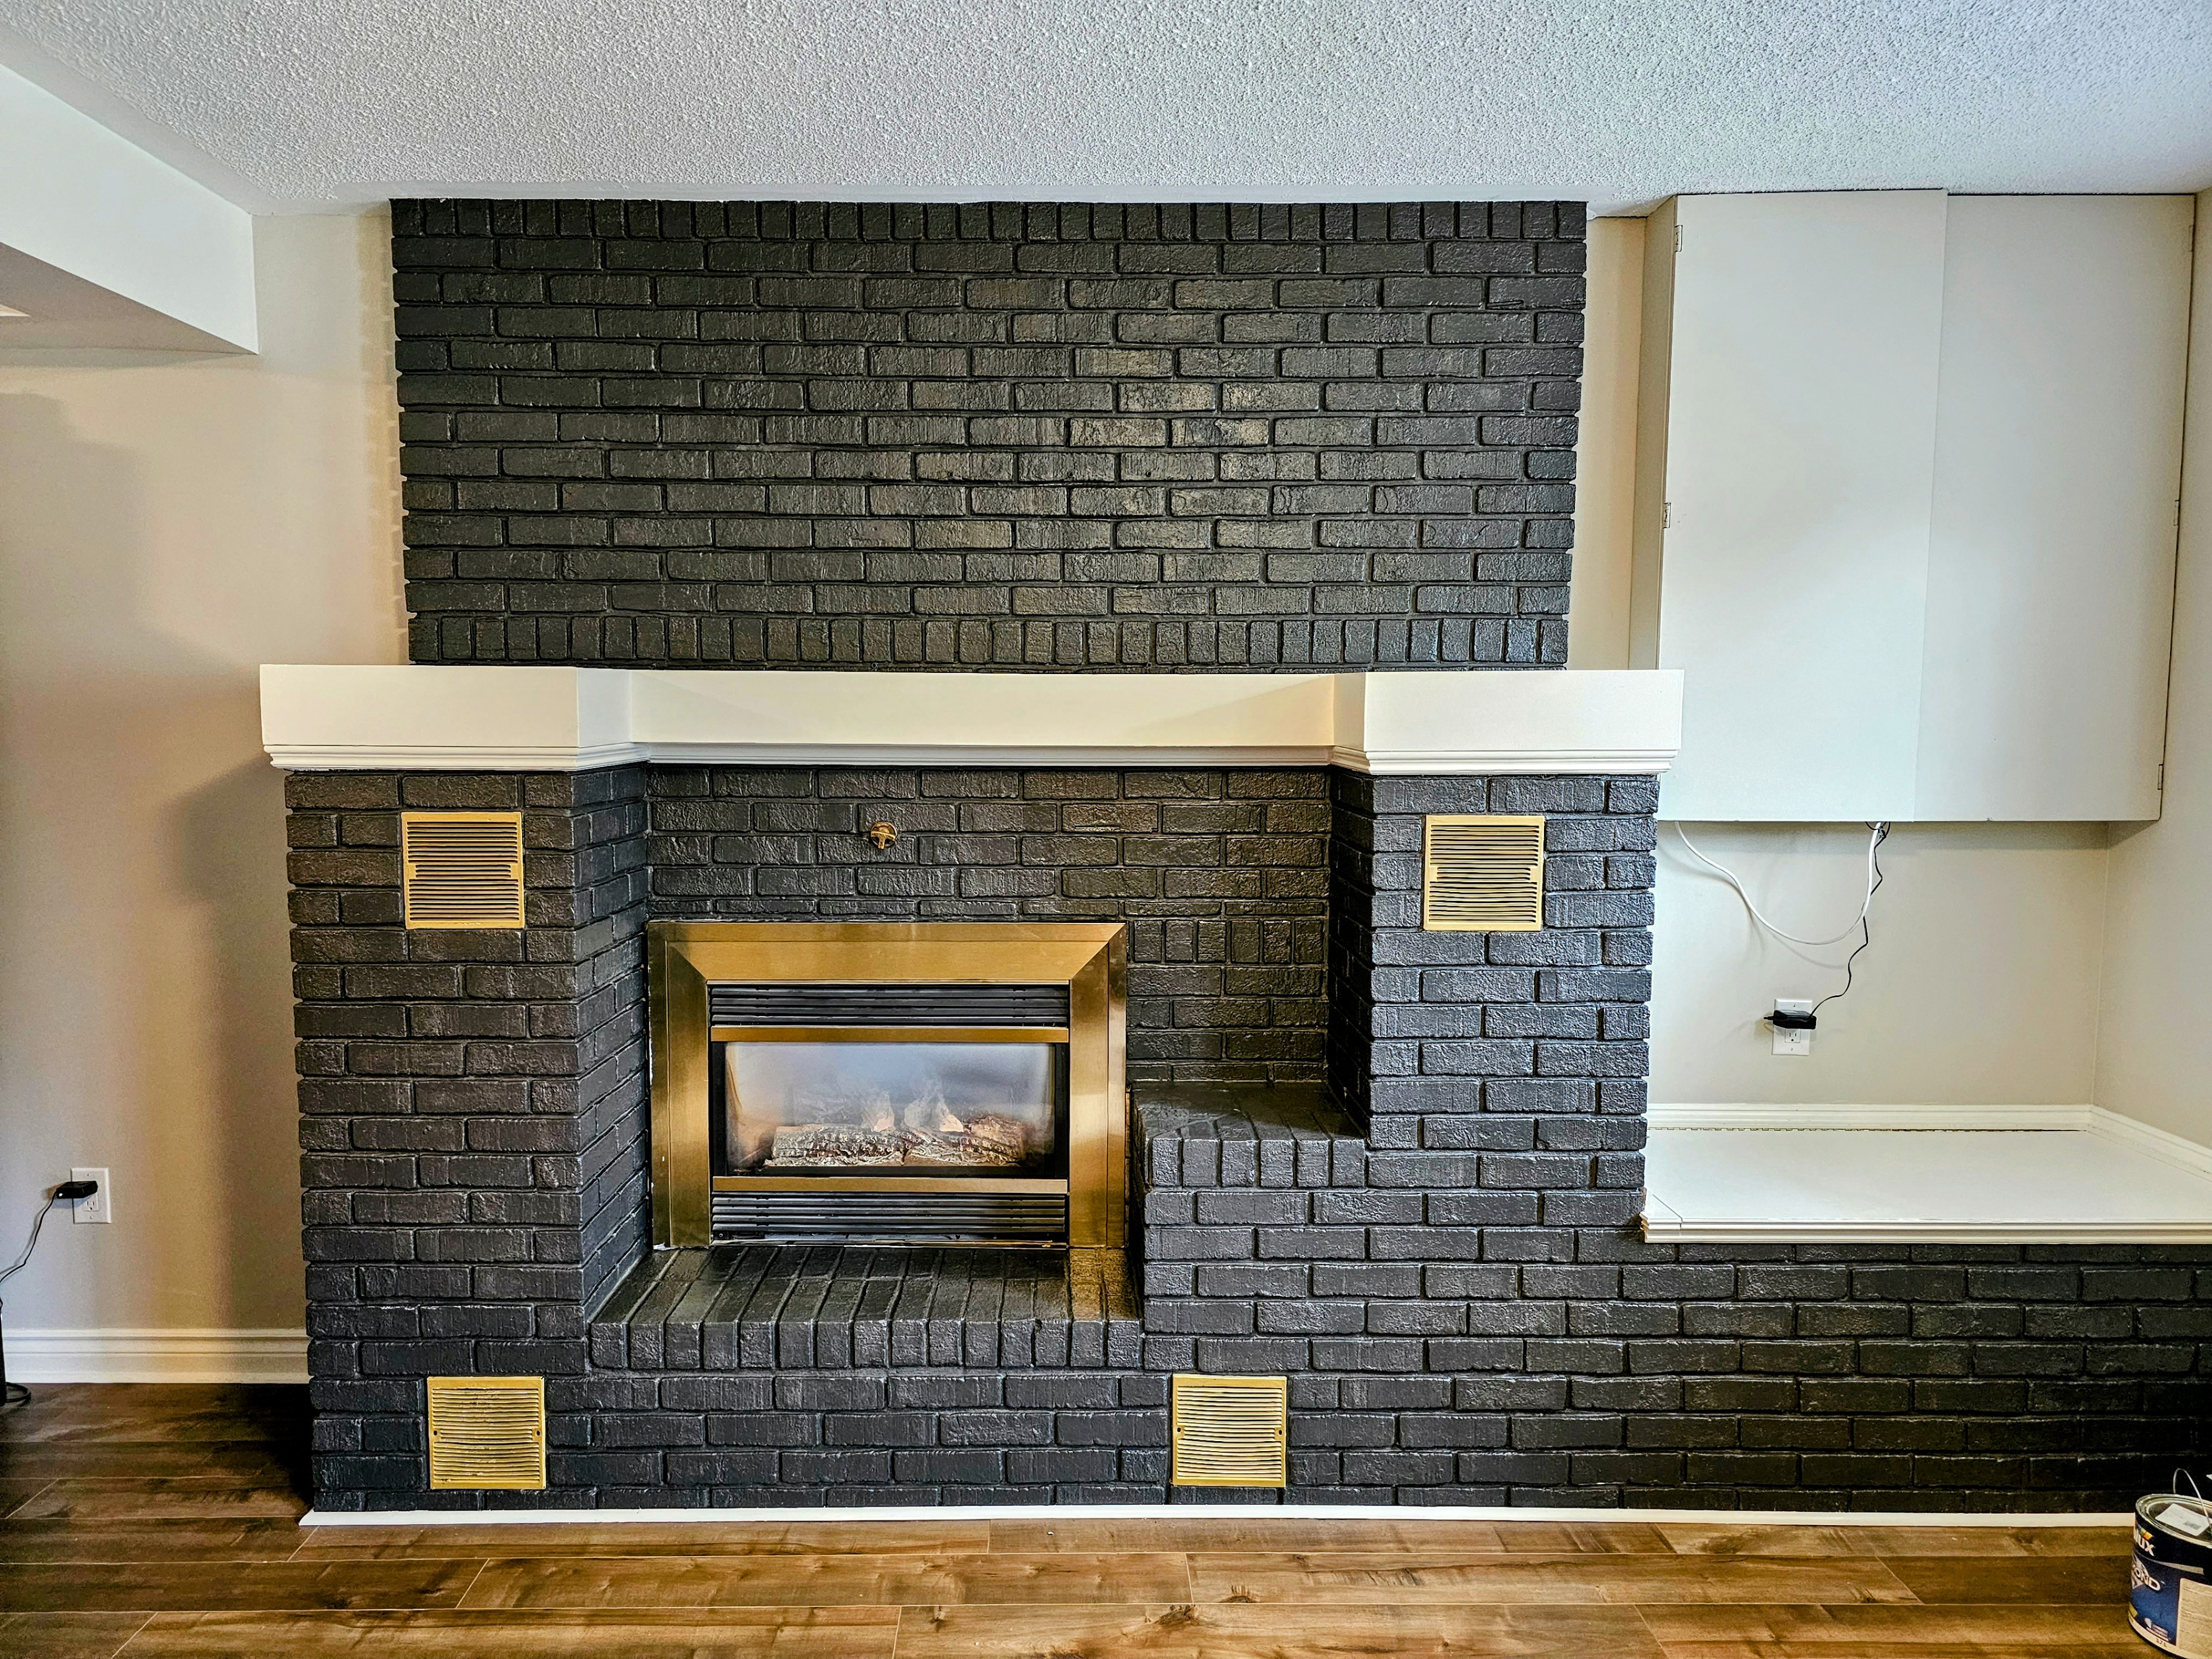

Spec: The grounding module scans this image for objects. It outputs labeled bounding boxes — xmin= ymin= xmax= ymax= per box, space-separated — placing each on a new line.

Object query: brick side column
xmin=287 ymin=765 xmax=649 ymax=1510
xmin=1329 ymin=771 xmax=1655 ymax=1233
xmin=1139 ymin=773 xmax=1660 ymax=1501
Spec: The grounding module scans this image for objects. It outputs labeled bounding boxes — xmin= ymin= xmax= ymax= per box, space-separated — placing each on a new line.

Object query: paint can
xmin=2133 ymin=1489 xmax=2212 ymax=1657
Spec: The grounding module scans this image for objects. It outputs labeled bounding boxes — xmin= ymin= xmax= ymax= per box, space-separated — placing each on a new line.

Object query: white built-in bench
xmin=1644 ymin=1106 xmax=2212 ymax=1243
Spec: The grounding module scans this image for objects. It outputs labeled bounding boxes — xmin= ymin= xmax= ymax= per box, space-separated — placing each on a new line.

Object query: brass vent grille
xmin=1171 ymin=1374 xmax=1287 ymax=1488
xmin=402 ymin=812 xmax=525 ymax=930
xmin=1423 ymin=814 xmax=1544 ymax=932
xmin=426 ymin=1375 xmax=545 ymax=1489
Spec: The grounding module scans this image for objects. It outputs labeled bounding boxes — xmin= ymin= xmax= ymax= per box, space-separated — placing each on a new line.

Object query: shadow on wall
xmin=0 ymin=389 xmax=305 ymax=1328
xmin=351 ymin=210 xmax=408 ymax=664
xmin=174 ymin=756 xmax=306 ymax=1322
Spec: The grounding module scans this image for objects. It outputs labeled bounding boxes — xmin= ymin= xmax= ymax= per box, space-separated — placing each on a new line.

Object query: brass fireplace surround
xmin=648 ymin=922 xmax=1128 ymax=1248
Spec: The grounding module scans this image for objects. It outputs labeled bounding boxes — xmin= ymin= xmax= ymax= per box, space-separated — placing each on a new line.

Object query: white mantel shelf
xmin=259 ymin=666 xmax=1683 ymax=775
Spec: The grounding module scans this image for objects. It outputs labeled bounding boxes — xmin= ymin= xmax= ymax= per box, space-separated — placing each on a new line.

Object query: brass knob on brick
xmin=865 ymin=821 xmax=898 ymax=851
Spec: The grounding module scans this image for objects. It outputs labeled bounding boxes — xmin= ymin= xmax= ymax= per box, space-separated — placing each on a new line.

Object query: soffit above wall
xmin=0 ymin=2 xmax=2205 ymax=215
xmin=0 ymin=58 xmax=255 ymax=349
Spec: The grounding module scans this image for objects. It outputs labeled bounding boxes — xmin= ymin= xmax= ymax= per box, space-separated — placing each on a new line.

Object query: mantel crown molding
xmin=260 ymin=665 xmax=1683 ymax=776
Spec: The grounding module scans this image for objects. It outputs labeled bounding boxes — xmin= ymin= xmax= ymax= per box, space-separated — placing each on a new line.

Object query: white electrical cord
xmin=1670 ymin=822 xmax=1891 ymax=947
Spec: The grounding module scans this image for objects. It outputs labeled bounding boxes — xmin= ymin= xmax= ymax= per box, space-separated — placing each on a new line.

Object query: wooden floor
xmin=0 ymin=1385 xmax=2140 ymax=1657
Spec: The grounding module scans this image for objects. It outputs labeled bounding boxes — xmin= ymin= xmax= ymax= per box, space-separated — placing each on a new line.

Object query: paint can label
xmin=2133 ymin=1495 xmax=2212 ymax=1658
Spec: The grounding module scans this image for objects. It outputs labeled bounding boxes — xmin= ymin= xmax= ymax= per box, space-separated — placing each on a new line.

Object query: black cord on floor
xmin=0 ymin=1193 xmax=66 ymax=1411
xmin=1811 ymin=822 xmax=1890 ymax=1019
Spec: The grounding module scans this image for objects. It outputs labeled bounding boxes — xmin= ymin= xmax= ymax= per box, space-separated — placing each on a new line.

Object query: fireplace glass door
xmin=651 ymin=930 xmax=1126 ymax=1249
xmin=692 ymin=971 xmax=1094 ymax=1244
xmin=720 ymin=1037 xmax=1065 ymax=1177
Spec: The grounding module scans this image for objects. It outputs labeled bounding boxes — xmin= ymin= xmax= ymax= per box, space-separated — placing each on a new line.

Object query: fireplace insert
xmin=648 ymin=923 xmax=1126 ymax=1247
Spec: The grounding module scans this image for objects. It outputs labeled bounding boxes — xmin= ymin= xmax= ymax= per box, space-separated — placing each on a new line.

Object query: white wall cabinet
xmin=1631 ymin=192 xmax=2193 ymax=822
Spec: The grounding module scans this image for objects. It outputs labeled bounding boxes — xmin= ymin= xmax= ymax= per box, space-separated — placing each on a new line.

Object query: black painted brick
xmin=392 ymin=200 xmax=1584 ymax=669
xmin=649 ymin=764 xmax=1330 ymax=1087
xmin=289 ymin=765 xmax=652 ymax=1511
xmin=292 ymin=755 xmax=2212 ymax=1513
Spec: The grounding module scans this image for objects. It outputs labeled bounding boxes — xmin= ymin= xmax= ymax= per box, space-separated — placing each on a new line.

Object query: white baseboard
xmin=1 ymin=1327 xmax=308 ymax=1384
xmin=2081 ymin=1108 xmax=2212 ymax=1182
xmin=300 ymin=1501 xmax=2133 ymax=1528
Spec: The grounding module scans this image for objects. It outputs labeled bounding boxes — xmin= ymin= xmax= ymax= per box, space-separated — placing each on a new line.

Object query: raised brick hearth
xmin=286 ymin=761 xmax=2212 ymax=1511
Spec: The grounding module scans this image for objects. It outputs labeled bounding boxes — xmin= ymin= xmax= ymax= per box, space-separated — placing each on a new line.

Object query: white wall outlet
xmin=1771 ymin=999 xmax=1815 ymax=1057
xmin=70 ymin=1167 xmax=111 ymax=1224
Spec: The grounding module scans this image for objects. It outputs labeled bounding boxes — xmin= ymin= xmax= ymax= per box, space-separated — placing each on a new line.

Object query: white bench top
xmin=1644 ymin=1114 xmax=2212 ymax=1244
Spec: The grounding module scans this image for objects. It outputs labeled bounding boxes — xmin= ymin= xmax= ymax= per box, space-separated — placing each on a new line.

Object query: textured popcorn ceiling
xmin=0 ymin=0 xmax=2206 ymax=214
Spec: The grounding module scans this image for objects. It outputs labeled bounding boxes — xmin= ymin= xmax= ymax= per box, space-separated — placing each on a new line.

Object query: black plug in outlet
xmin=53 ymin=1180 xmax=98 ymax=1201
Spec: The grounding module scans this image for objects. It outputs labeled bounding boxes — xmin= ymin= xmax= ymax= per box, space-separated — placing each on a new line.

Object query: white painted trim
xmin=2082 ymin=1108 xmax=2212 ymax=1183
xmin=264 ymin=743 xmax=654 ymax=771
xmin=1648 ymin=1102 xmax=2212 ymax=1180
xmin=1649 ymin=1102 xmax=2098 ymax=1131
xmin=260 ymin=665 xmax=638 ymax=774
xmin=299 ymin=1502 xmax=2131 ymax=1528
xmin=1332 ymin=745 xmax=1683 ymax=774
xmin=1346 ymin=668 xmax=1685 ymax=778
xmin=649 ymin=744 xmax=1337 ymax=770
xmin=1642 ymin=1106 xmax=2212 ymax=1243
xmin=1642 ymin=1215 xmax=2212 ymax=1244
xmin=260 ymin=665 xmax=1685 ymax=776
xmin=1 ymin=1327 xmax=309 ymax=1384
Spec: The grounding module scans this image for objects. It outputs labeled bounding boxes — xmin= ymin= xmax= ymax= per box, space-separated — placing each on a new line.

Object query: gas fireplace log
xmin=765 ymin=1125 xmax=908 ymax=1166
xmin=761 ymin=1114 xmax=1038 ymax=1170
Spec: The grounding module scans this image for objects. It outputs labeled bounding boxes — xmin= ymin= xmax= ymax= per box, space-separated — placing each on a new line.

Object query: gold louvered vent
xmin=426 ymin=1375 xmax=545 ymax=1489
xmin=1171 ymin=1374 xmax=1287 ymax=1488
xmin=402 ymin=812 xmax=525 ymax=930
xmin=1423 ymin=814 xmax=1544 ymax=932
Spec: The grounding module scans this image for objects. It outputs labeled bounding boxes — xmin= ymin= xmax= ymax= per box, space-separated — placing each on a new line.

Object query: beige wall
xmin=1567 ymin=216 xmax=1640 ymax=670
xmin=1580 ymin=210 xmax=2125 ymax=1109
xmin=1652 ymin=822 xmax=2110 ymax=1105
xmin=0 ymin=212 xmax=401 ymax=1331
xmin=2096 ymin=189 xmax=2212 ymax=1145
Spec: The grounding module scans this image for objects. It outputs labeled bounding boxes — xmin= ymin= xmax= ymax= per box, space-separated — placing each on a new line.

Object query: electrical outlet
xmin=1771 ymin=1000 xmax=1814 ymax=1057
xmin=70 ymin=1168 xmax=110 ymax=1225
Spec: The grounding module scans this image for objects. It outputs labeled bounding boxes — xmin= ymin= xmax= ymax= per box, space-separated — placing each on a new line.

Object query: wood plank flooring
xmin=0 ymin=1384 xmax=2137 ymax=1657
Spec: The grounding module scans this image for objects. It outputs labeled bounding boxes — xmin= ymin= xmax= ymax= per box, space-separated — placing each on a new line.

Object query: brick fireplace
xmin=284 ymin=733 xmax=1677 ymax=1509
xmin=270 ymin=197 xmax=2212 ymax=1514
